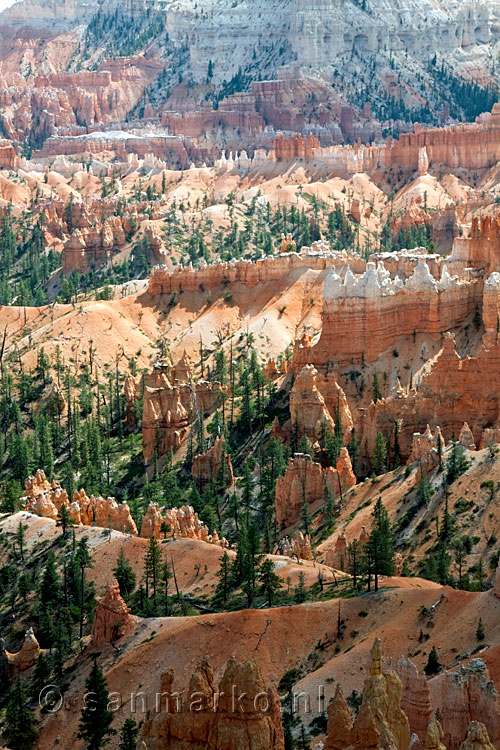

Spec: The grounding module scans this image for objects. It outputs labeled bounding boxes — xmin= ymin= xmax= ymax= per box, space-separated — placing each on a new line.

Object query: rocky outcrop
xmin=425 ymin=719 xmax=446 ymax=750
xmin=91 ymin=581 xmax=135 ymax=647
xmin=274 ymin=531 xmax=313 ymax=561
xmin=139 ymin=502 xmax=226 ymax=546
xmin=409 ymin=425 xmax=444 ymax=472
xmin=387 ymin=657 xmax=432 ymax=745
xmin=325 ymin=640 xmax=409 ymax=750
xmin=292 ymin=261 xmax=481 ymax=370
xmin=325 ymin=684 xmax=353 ymax=750
xmin=141 ymin=656 xmax=284 ymax=750
xmin=362 ymin=639 xmax=410 ymax=750
xmin=142 ymin=357 xmax=220 ymax=463
xmin=429 ymin=659 xmax=500 ymax=750
xmin=191 ymin=437 xmax=234 ymax=492
xmin=0 ymin=628 xmax=41 ymax=680
xmin=148 ymin=247 xmax=364 ymax=295
xmin=123 ymin=373 xmax=140 ymax=427
xmin=22 ymin=469 xmax=138 ymax=534
xmin=275 ymin=451 xmax=355 ymax=531
xmin=459 ymin=422 xmax=476 ymax=450
xmin=289 ymin=364 xmax=353 ymax=444
xmin=459 ymin=722 xmax=497 ymax=750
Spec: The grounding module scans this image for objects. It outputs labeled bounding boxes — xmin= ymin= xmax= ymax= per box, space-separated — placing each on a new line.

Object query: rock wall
xmin=361 ymin=333 xmax=500 ymax=459
xmin=141 ymin=656 xmax=284 ymax=750
xmin=429 ymin=659 xmax=500 ymax=750
xmin=148 ymin=246 xmax=365 ymax=295
xmin=292 ymin=261 xmax=482 ymax=370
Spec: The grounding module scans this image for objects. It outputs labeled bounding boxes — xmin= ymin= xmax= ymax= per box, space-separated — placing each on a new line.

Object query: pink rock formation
xmin=1 ymin=628 xmax=41 ymax=679
xmin=362 ymin=639 xmax=410 ymax=750
xmin=325 ymin=684 xmax=353 ymax=750
xmin=409 ymin=425 xmax=444 ymax=472
xmin=91 ymin=580 xmax=135 ymax=647
xmin=140 ymin=502 xmax=222 ymax=545
xmin=429 ymin=659 xmax=500 ymax=750
xmin=387 ymin=656 xmax=432 ymax=744
xmin=191 ymin=436 xmax=234 ymax=492
xmin=275 ymin=450 xmax=355 ymax=531
xmin=459 ymin=422 xmax=476 ymax=450
xmin=142 ymin=357 xmax=220 ymax=462
xmin=141 ymin=656 xmax=284 ymax=750
xmin=23 ymin=470 xmax=137 ymax=535
xmin=274 ymin=531 xmax=313 ymax=561
xmin=123 ymin=374 xmax=140 ymax=426
xmin=324 ymin=640 xmax=410 ymax=750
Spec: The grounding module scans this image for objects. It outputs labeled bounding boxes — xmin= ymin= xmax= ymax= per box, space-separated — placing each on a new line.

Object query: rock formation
xmin=325 ymin=684 xmax=353 ymax=750
xmin=274 ymin=450 xmax=355 ymax=531
xmin=139 ymin=502 xmax=226 ymax=546
xmin=459 ymin=722 xmax=497 ymax=750
xmin=274 ymin=531 xmax=313 ymax=561
xmin=425 ymin=719 xmax=446 ymax=750
xmin=141 ymin=656 xmax=284 ymax=750
xmin=289 ymin=364 xmax=353 ymax=444
xmin=91 ymin=580 xmax=135 ymax=647
xmin=362 ymin=639 xmax=410 ymax=750
xmin=123 ymin=373 xmax=140 ymax=427
xmin=142 ymin=357 xmax=220 ymax=462
xmin=22 ymin=470 xmax=137 ymax=534
xmin=191 ymin=437 xmax=234 ymax=492
xmin=0 ymin=628 xmax=41 ymax=680
xmin=387 ymin=657 xmax=432 ymax=745
xmin=408 ymin=426 xmax=444 ymax=472
xmin=429 ymin=659 xmax=500 ymax=750
xmin=292 ymin=261 xmax=481 ymax=370
xmin=459 ymin=423 xmax=476 ymax=450
xmin=324 ymin=639 xmax=410 ymax=750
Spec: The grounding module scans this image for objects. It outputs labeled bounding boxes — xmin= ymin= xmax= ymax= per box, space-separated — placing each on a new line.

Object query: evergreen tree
xmin=145 ymin=536 xmax=162 ymax=611
xmin=476 ymin=617 xmax=485 ymax=641
xmin=78 ymin=659 xmax=116 ymax=750
xmin=424 ymin=646 xmax=441 ymax=676
xmin=372 ymin=432 xmax=387 ymax=475
xmin=258 ymin=558 xmax=282 ymax=606
xmin=118 ymin=718 xmax=139 ymax=750
xmin=75 ymin=537 xmax=93 ymax=639
xmin=56 ymin=502 xmax=73 ymax=538
xmin=5 ymin=679 xmax=38 ymax=750
xmin=446 ymin=440 xmax=468 ymax=483
xmin=372 ymin=370 xmax=382 ymax=402
xmin=112 ymin=548 xmax=136 ymax=599
xmin=214 ymin=550 xmax=231 ymax=606
xmin=368 ymin=498 xmax=394 ymax=590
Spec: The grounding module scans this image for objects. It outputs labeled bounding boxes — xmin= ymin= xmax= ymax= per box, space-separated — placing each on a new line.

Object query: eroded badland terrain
xmin=5 ymin=1 xmax=500 ymax=749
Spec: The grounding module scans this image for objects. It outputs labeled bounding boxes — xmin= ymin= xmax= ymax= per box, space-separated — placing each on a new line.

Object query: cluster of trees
xmin=0 ymin=211 xmax=60 ymax=306
xmin=84 ymin=7 xmax=166 ymax=58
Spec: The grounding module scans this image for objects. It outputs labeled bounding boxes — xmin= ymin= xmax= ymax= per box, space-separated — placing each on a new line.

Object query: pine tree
xmin=369 ymin=498 xmax=395 ymax=591
xmin=372 ymin=370 xmax=382 ymax=402
xmin=78 ymin=659 xmax=116 ymax=749
xmin=258 ymin=558 xmax=282 ymax=606
xmin=476 ymin=617 xmax=485 ymax=641
xmin=372 ymin=432 xmax=387 ymax=475
xmin=145 ymin=536 xmax=162 ymax=611
xmin=56 ymin=502 xmax=73 ymax=538
xmin=31 ymin=652 xmax=52 ymax=702
xmin=75 ymin=537 xmax=93 ymax=639
xmin=294 ymin=572 xmax=307 ymax=603
xmin=5 ymin=679 xmax=38 ymax=750
xmin=15 ymin=521 xmax=25 ymax=561
xmin=424 ymin=646 xmax=441 ymax=676
xmin=214 ymin=550 xmax=231 ymax=606
xmin=118 ymin=718 xmax=139 ymax=750
xmin=112 ymin=548 xmax=136 ymax=599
